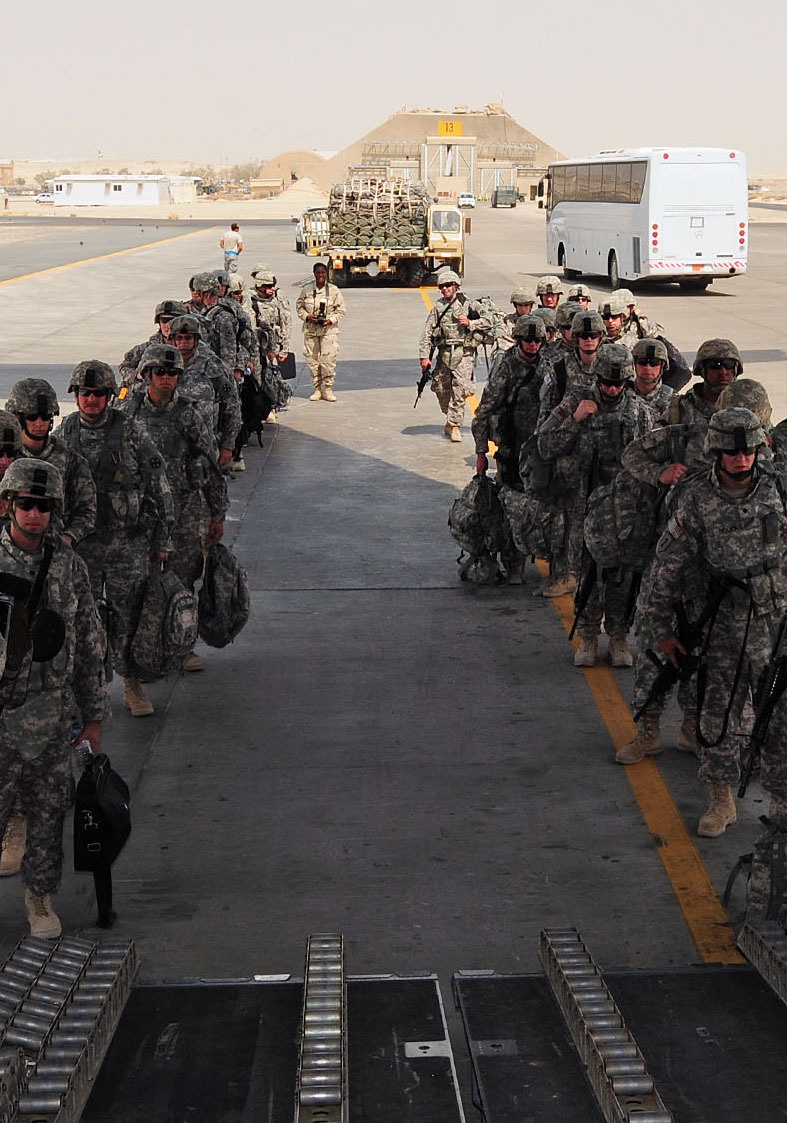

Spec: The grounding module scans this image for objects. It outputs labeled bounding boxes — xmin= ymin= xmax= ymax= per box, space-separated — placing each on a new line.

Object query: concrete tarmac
xmin=0 ymin=206 xmax=785 ymax=1085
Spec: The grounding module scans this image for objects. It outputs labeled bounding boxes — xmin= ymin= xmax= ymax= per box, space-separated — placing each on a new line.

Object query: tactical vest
xmin=63 ymin=411 xmax=141 ymax=539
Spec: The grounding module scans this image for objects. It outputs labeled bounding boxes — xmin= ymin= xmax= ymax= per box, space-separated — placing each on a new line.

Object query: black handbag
xmin=74 ymin=752 xmax=131 ymax=872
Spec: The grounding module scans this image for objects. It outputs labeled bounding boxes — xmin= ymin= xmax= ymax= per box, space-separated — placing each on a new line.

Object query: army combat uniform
xmin=21 ymin=437 xmax=97 ymax=546
xmin=418 ymin=293 xmax=494 ymax=429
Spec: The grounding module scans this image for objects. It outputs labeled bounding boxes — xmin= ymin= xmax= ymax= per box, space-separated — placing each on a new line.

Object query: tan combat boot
xmin=309 ymin=386 xmax=322 ymax=401
xmin=182 ymin=652 xmax=204 ymax=673
xmin=543 ymin=575 xmax=577 ymax=599
xmin=321 ymin=387 xmax=337 ymax=402
xmin=676 ymin=710 xmax=699 ymax=754
xmin=123 ymin=677 xmax=154 ymax=717
xmin=608 ymin=635 xmax=634 ymax=668
xmin=0 ymin=815 xmax=26 ymax=877
xmin=698 ymin=783 xmax=737 ymax=838
xmin=616 ymin=716 xmax=662 ymax=764
xmin=444 ymin=421 xmax=453 ymax=437
xmin=24 ymin=889 xmax=61 ymax=940
xmin=574 ymin=637 xmax=600 ymax=667
xmin=448 ymin=426 xmax=462 ymax=443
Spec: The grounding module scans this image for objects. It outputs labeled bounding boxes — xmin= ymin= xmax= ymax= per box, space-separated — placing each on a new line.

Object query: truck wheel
xmin=329 ymin=266 xmax=346 ymax=287
xmin=608 ymin=251 xmax=620 ymax=289
xmin=408 ymin=262 xmax=425 ymax=287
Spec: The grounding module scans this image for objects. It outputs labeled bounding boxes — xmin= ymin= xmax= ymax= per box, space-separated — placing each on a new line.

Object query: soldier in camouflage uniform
xmin=213 ymin=270 xmax=258 ymax=377
xmin=168 ymin=314 xmax=241 ymax=468
xmin=297 ymin=261 xmax=347 ymax=403
xmin=617 ymin=340 xmax=745 ymax=763
xmin=493 ymin=285 xmax=537 ymax=355
xmin=418 ymin=269 xmax=494 ymax=442
xmin=567 ymin=283 xmax=591 ymax=309
xmin=0 ymin=410 xmax=23 ymax=478
xmin=6 ymin=379 xmax=96 ymax=547
xmin=56 ymin=360 xmax=175 ymax=717
xmin=538 ymin=345 xmax=654 ymax=666
xmin=120 ymin=344 xmax=228 ymax=672
xmin=630 ymin=338 xmax=673 ymax=422
xmin=189 ymin=272 xmax=241 ymax=375
xmin=473 ymin=315 xmax=548 ymax=582
xmin=251 ymin=270 xmax=293 ymax=366
xmin=536 ymin=276 xmax=563 ymax=309
xmin=638 ymin=408 xmax=787 ymax=838
xmin=118 ymin=300 xmax=187 ymax=389
xmin=0 ymin=458 xmax=108 ymax=938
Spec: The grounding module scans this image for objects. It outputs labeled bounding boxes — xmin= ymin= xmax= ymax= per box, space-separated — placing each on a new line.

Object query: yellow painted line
xmin=0 ymin=227 xmax=216 ymax=287
xmin=541 ymin=558 xmax=743 ymax=964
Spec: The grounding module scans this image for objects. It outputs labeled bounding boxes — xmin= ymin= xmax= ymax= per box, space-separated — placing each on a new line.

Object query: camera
xmin=315 ymin=301 xmax=327 ymax=327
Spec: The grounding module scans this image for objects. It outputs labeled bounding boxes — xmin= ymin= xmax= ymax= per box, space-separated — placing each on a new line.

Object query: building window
xmin=113 ymin=184 xmax=122 ymax=192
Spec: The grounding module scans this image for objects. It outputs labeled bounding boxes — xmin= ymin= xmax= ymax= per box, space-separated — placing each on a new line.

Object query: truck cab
xmin=426 ymin=205 xmax=465 ymax=276
xmin=491 ymin=186 xmax=517 ymax=208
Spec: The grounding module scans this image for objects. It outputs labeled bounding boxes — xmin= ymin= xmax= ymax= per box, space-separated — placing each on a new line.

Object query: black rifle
xmin=633 ymin=580 xmax=730 ymax=722
xmin=739 ymin=613 xmax=787 ymax=798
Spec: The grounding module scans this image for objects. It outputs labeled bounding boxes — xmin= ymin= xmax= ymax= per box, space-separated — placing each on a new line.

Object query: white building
xmin=52 ymin=174 xmax=197 ymax=207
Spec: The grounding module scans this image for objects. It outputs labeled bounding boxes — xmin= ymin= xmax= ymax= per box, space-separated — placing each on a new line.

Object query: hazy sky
xmin=4 ymin=0 xmax=785 ymax=174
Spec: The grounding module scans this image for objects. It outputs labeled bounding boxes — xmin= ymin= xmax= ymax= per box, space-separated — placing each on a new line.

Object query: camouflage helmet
xmin=704 ymin=407 xmax=766 ymax=454
xmin=191 ymin=271 xmax=220 ymax=295
xmin=597 ymin=292 xmax=629 ymax=318
xmin=567 ymin=282 xmax=591 ymax=300
xmin=631 ymin=338 xmax=669 ymax=366
xmin=250 ymin=262 xmax=272 ymax=279
xmin=168 ymin=314 xmax=202 ymax=339
xmin=592 ymin=343 xmax=634 ymax=383
xmin=137 ymin=343 xmax=184 ymax=378
xmin=570 ymin=310 xmax=605 ymax=337
xmin=616 ymin=287 xmax=636 ymax=306
xmin=6 ymin=379 xmax=60 ymax=418
xmin=716 ymin=378 xmax=772 ymax=426
xmin=510 ymin=285 xmax=537 ymax=306
xmin=0 ymin=410 xmax=23 ymax=456
xmin=533 ymin=306 xmax=557 ymax=329
xmin=536 ymin=275 xmax=563 ymax=296
xmin=513 ymin=314 xmax=547 ymax=342
xmin=254 ymin=270 xmax=277 ymax=287
xmin=0 ymin=457 xmax=64 ymax=504
xmin=227 ymin=275 xmax=244 ymax=293
xmin=436 ymin=268 xmax=461 ymax=286
xmin=154 ymin=299 xmax=188 ymax=323
xmin=68 ymin=360 xmax=118 ymax=396
xmin=692 ymin=339 xmax=743 ymax=379
xmin=555 ymin=301 xmax=583 ymax=330
xmin=213 ymin=270 xmax=230 ymax=288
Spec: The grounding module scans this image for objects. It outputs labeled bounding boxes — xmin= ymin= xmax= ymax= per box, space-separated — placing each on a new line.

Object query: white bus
xmin=540 ymin=147 xmax=748 ymax=291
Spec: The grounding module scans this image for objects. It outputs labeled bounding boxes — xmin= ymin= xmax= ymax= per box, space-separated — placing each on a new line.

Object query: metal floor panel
xmin=454 ymin=966 xmax=787 ymax=1123
xmin=81 ymin=975 xmax=464 ymax=1123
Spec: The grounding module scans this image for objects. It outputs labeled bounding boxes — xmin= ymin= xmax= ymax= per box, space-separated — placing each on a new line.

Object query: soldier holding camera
xmin=296 ymin=261 xmax=347 ymax=402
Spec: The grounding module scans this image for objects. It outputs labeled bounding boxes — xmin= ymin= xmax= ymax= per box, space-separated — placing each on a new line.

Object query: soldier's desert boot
xmin=123 ymin=677 xmax=154 ymax=717
xmin=0 ymin=815 xmax=26 ymax=877
xmin=321 ymin=387 xmax=337 ymax=402
xmin=616 ymin=716 xmax=662 ymax=764
xmin=444 ymin=421 xmax=452 ymax=436
xmin=698 ymin=783 xmax=737 ymax=838
xmin=608 ymin=635 xmax=634 ymax=668
xmin=309 ymin=387 xmax=322 ymax=401
xmin=182 ymin=652 xmax=204 ymax=673
xmin=676 ymin=710 xmax=699 ymax=754
xmin=449 ymin=426 xmax=462 ymax=443
xmin=25 ymin=890 xmax=61 ymax=940
xmin=543 ymin=575 xmax=576 ymax=598
xmin=574 ymin=637 xmax=600 ymax=667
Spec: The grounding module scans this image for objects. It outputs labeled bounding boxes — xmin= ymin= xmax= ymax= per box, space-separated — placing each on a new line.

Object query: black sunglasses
xmin=78 ymin=388 xmax=110 ymax=399
xmin=21 ymin=412 xmax=52 ymax=423
xmin=635 ymin=359 xmax=663 ymax=369
xmin=705 ymin=359 xmax=738 ymax=372
xmin=14 ymin=496 xmax=55 ymax=513
xmin=598 ymin=377 xmax=625 ymax=387
xmin=577 ymin=332 xmax=602 ymax=340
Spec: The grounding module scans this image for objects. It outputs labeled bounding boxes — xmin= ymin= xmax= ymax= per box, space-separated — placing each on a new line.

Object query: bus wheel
xmin=679 ymin=278 xmax=710 ymax=292
xmin=563 ymin=266 xmax=580 ymax=280
xmin=608 ymin=252 xmax=620 ymax=289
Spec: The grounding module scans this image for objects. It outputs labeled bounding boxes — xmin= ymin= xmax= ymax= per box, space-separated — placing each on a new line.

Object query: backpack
xmin=448 ymin=474 xmax=507 ymax=583
xmin=583 ymin=470 xmax=663 ymax=574
xmin=724 ymin=816 xmax=787 ymax=928
xmin=131 ymin=568 xmax=199 ymax=679
xmin=198 ymin=544 xmax=251 ymax=648
xmin=497 ymin=485 xmax=550 ymax=559
xmin=261 ymin=363 xmax=293 ymax=412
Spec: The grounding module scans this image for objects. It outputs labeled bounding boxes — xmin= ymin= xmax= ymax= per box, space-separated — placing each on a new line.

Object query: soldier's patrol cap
xmin=191 ymin=272 xmax=220 ymax=295
xmin=592 ymin=343 xmax=634 ymax=383
xmin=138 ymin=344 xmax=184 ymax=377
xmin=631 ymin=338 xmax=668 ymax=366
xmin=254 ymin=270 xmax=277 ymax=287
xmin=6 ymin=379 xmax=60 ymax=418
xmin=567 ymin=282 xmax=591 ymax=300
xmin=68 ymin=360 xmax=119 ymax=395
xmin=570 ymin=311 xmax=605 ymax=337
xmin=513 ymin=314 xmax=547 ymax=342
xmin=155 ymin=299 xmax=187 ymax=322
xmin=597 ymin=292 xmax=629 ymax=317
xmin=168 ymin=314 xmax=202 ymax=339
xmin=0 ymin=410 xmax=23 ymax=456
xmin=717 ymin=378 xmax=772 ymax=427
xmin=536 ymin=275 xmax=563 ymax=296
